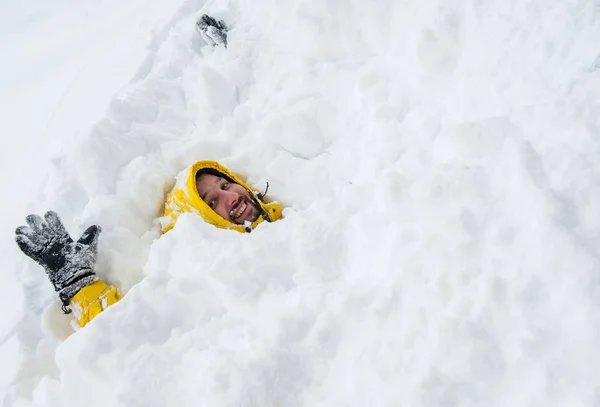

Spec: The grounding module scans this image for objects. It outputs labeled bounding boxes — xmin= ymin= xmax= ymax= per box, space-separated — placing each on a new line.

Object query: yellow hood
xmin=161 ymin=160 xmax=283 ymax=233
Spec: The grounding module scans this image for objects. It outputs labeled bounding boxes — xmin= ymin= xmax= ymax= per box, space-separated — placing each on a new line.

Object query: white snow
xmin=3 ymin=0 xmax=600 ymax=406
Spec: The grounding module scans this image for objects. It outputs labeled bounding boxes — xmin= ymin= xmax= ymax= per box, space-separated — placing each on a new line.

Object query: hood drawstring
xmin=246 ymin=182 xmax=272 ymax=233
xmin=256 ymin=182 xmax=269 ymax=202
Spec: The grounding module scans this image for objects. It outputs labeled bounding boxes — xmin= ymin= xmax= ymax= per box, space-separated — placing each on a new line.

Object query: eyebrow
xmin=200 ymin=177 xmax=224 ymax=201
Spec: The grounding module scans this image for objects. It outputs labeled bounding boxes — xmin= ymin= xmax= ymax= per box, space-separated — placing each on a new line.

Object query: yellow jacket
xmin=70 ymin=160 xmax=283 ymax=327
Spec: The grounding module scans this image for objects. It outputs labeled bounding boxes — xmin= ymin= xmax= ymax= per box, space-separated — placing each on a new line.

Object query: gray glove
xmin=196 ymin=14 xmax=228 ymax=47
xmin=15 ymin=211 xmax=100 ymax=313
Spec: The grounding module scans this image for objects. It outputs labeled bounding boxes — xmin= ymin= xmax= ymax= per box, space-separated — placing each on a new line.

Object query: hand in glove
xmin=15 ymin=211 xmax=100 ymax=313
xmin=196 ymin=14 xmax=228 ymax=47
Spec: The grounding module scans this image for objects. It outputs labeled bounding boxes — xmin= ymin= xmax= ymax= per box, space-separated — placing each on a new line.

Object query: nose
xmin=218 ymin=189 xmax=239 ymax=214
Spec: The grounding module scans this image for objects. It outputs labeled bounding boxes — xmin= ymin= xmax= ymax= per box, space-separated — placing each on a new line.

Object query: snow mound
xmin=5 ymin=0 xmax=600 ymax=406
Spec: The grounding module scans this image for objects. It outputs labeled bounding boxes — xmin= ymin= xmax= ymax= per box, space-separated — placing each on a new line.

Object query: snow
xmin=3 ymin=0 xmax=600 ymax=405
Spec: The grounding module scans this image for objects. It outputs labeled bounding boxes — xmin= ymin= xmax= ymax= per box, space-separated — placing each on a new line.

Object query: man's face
xmin=196 ymin=173 xmax=261 ymax=225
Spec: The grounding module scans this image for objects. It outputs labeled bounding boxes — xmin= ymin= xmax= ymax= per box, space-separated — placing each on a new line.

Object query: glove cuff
xmin=58 ymin=272 xmax=99 ymax=305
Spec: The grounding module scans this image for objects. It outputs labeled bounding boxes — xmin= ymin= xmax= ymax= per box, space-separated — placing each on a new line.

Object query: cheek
xmin=215 ymin=203 xmax=226 ymax=215
xmin=214 ymin=198 xmax=229 ymax=217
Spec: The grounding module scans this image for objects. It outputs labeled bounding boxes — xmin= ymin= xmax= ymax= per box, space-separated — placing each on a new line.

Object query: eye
xmin=209 ymin=199 xmax=216 ymax=209
xmin=222 ymin=182 xmax=229 ymax=190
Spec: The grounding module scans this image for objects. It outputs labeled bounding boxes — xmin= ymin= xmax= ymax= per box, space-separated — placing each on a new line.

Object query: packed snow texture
xmin=3 ymin=0 xmax=600 ymax=405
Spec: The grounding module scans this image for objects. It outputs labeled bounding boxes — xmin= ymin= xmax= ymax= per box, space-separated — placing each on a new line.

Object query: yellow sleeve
xmin=69 ymin=280 xmax=122 ymax=327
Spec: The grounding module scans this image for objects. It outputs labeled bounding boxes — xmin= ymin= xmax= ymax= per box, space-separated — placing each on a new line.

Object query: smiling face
xmin=196 ymin=172 xmax=261 ymax=225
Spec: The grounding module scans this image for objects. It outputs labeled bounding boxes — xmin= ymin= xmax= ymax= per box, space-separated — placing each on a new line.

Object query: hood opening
xmin=162 ymin=160 xmax=283 ymax=234
xmin=195 ymin=167 xmax=269 ymax=223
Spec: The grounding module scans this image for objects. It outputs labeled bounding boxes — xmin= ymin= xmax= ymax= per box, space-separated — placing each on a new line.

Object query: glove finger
xmin=15 ymin=225 xmax=41 ymax=242
xmin=25 ymin=214 xmax=45 ymax=234
xmin=15 ymin=225 xmax=33 ymax=237
xmin=15 ymin=234 xmax=41 ymax=259
xmin=77 ymin=225 xmax=102 ymax=247
xmin=202 ymin=14 xmax=215 ymax=26
xmin=45 ymin=211 xmax=69 ymax=237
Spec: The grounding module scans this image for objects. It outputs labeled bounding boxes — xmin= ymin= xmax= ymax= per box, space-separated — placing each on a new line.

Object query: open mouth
xmin=229 ymin=197 xmax=249 ymax=223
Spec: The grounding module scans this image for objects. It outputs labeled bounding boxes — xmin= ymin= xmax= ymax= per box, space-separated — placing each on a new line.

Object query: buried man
xmin=15 ymin=160 xmax=283 ymax=327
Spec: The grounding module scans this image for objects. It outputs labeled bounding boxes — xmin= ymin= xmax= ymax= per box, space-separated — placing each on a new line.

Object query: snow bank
xmin=5 ymin=0 xmax=600 ymax=405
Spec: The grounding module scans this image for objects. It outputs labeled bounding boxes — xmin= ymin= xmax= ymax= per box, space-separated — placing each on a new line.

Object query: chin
xmin=244 ymin=205 xmax=260 ymax=224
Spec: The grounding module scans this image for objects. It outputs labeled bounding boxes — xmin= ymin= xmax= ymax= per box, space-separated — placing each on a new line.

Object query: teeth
xmin=230 ymin=201 xmax=247 ymax=219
